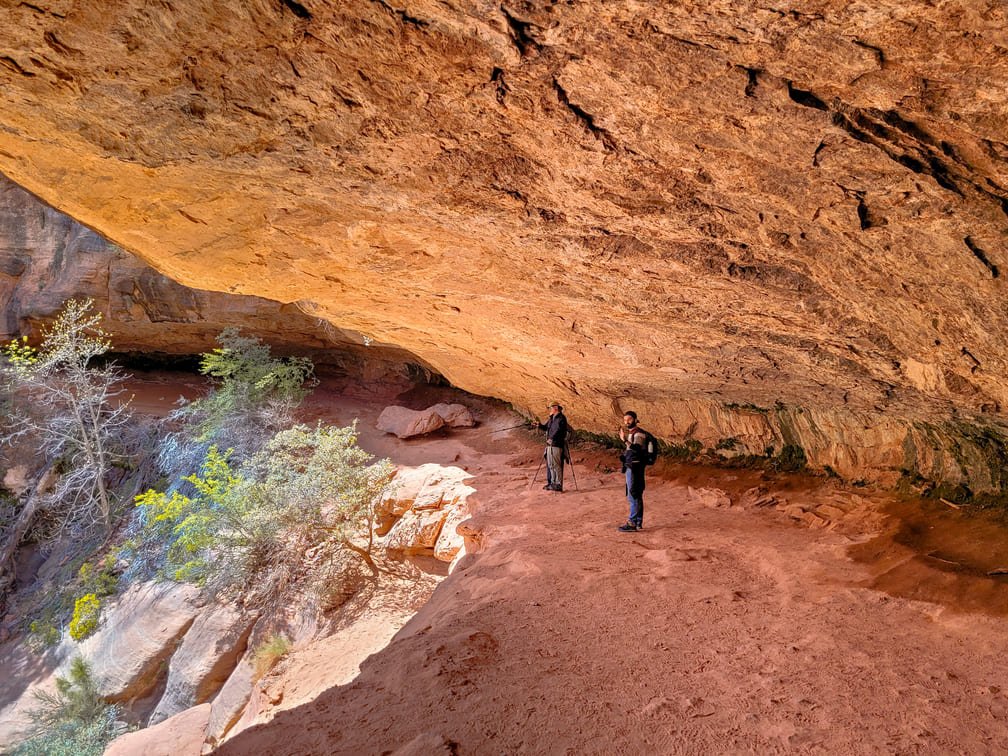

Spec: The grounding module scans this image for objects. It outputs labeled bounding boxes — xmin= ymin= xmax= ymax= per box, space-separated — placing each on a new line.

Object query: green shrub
xmin=184 ymin=328 xmax=314 ymax=447
xmin=78 ymin=555 xmax=118 ymax=598
xmin=68 ymin=594 xmax=101 ymax=641
xmin=252 ymin=633 xmax=291 ymax=681
xmin=137 ymin=423 xmax=394 ymax=607
xmin=136 ymin=445 xmax=240 ymax=584
xmin=12 ymin=656 xmax=121 ymax=756
xmin=666 ymin=439 xmax=703 ymax=461
xmin=155 ymin=330 xmax=316 ymax=490
xmin=28 ymin=619 xmax=61 ymax=650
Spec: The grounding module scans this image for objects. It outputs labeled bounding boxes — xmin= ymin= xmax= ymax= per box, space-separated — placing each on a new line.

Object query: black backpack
xmin=624 ymin=428 xmax=658 ymax=466
xmin=639 ymin=430 xmax=659 ymax=466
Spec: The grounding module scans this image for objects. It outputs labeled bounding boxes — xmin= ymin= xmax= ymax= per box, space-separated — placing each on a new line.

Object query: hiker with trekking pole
xmin=534 ymin=402 xmax=569 ymax=492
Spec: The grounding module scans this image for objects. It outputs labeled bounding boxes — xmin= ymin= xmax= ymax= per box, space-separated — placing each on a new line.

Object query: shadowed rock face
xmin=0 ymin=174 xmax=348 ymax=354
xmin=0 ymin=174 xmax=430 ymax=369
xmin=0 ymin=2 xmax=1007 ymax=485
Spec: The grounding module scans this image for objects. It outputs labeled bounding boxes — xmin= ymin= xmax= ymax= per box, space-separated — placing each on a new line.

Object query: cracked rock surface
xmin=1 ymin=1 xmax=1007 ymax=482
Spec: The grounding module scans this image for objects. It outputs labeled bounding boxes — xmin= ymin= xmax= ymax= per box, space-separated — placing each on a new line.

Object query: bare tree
xmin=1 ymin=299 xmax=132 ymax=560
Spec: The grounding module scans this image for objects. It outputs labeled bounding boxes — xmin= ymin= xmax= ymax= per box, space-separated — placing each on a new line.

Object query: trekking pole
xmin=480 ymin=422 xmax=532 ymax=436
xmin=564 ymin=442 xmax=579 ymax=491
xmin=529 ymin=452 xmax=545 ymax=488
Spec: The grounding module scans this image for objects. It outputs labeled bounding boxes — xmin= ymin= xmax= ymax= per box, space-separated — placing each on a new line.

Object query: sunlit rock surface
xmin=1 ymin=2 xmax=1007 ymax=486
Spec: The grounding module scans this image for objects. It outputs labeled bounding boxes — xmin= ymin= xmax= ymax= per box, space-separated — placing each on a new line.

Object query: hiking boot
xmin=543 ymin=484 xmax=553 ymax=490
xmin=551 ymin=485 xmax=564 ymax=492
xmin=617 ymin=522 xmax=638 ymax=532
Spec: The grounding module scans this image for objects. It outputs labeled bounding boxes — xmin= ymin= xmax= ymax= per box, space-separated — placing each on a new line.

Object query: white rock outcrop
xmin=378 ymin=464 xmax=475 ymax=562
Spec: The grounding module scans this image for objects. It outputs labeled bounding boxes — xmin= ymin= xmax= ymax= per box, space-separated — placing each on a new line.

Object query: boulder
xmin=384 ymin=509 xmax=447 ymax=554
xmin=105 ymin=703 xmax=211 ymax=756
xmin=1 ymin=465 xmax=29 ymax=496
xmin=73 ymin=582 xmax=201 ymax=702
xmin=434 ymin=502 xmax=470 ymax=563
xmin=149 ymin=604 xmax=255 ymax=726
xmin=428 ymin=403 xmax=476 ymax=428
xmin=686 ymin=487 xmax=733 ymax=509
xmin=204 ymin=652 xmax=256 ymax=749
xmin=376 ymin=406 xmax=446 ymax=439
xmin=375 ymin=465 xmax=439 ymax=520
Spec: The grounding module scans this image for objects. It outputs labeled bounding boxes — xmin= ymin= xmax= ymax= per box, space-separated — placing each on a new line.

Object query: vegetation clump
xmin=252 ymin=633 xmax=292 ymax=681
xmin=12 ymin=656 xmax=122 ymax=756
xmin=131 ymin=333 xmax=392 ymax=608
xmin=0 ymin=299 xmax=132 ymax=543
xmin=773 ymin=444 xmax=807 ymax=472
xmin=157 ymin=328 xmax=315 ymax=481
xmin=137 ymin=423 xmax=393 ymax=606
xmin=68 ymin=594 xmax=102 ymax=641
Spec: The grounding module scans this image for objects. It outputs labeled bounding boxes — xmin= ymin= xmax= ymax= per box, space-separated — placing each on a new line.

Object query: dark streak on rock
xmin=552 ymin=79 xmax=617 ymax=152
xmin=491 ymin=67 xmax=509 ymax=105
xmin=43 ymin=31 xmax=76 ymax=56
xmin=373 ymin=0 xmax=428 ymax=28
xmin=964 ymin=236 xmax=999 ymax=278
xmin=786 ymin=81 xmax=827 ymax=110
xmin=812 ymin=140 xmax=826 ymax=167
xmin=852 ymin=38 xmax=885 ymax=66
xmin=856 ymin=197 xmax=870 ymax=230
xmin=743 ymin=67 xmax=760 ymax=98
xmin=500 ymin=5 xmax=540 ymax=56
xmin=178 ymin=209 xmax=207 ymax=225
xmin=279 ymin=0 xmax=312 ymax=19
xmin=961 ymin=346 xmax=982 ymax=373
xmin=824 ymin=105 xmax=1008 ymax=215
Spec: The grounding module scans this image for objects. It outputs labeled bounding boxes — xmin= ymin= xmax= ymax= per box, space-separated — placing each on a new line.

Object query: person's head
xmin=548 ymin=402 xmax=562 ymax=415
xmin=623 ymin=411 xmax=638 ymax=429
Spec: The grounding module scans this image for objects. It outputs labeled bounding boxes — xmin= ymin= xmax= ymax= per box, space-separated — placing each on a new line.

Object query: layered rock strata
xmin=1 ymin=2 xmax=1007 ymax=487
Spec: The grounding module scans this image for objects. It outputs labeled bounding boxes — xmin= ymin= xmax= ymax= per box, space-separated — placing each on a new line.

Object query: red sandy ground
xmin=212 ymin=385 xmax=1008 ymax=755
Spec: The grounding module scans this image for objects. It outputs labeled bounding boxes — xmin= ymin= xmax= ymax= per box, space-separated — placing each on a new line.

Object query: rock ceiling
xmin=0 ymin=1 xmax=1006 ymax=456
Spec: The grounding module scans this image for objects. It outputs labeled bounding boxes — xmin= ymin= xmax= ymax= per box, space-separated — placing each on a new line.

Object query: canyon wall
xmin=1 ymin=1 xmax=1007 ymax=487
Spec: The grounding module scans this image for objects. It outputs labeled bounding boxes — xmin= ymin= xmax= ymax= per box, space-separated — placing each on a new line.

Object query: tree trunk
xmin=0 ymin=461 xmax=58 ymax=600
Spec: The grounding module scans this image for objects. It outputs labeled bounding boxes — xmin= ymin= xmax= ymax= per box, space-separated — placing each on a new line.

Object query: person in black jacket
xmin=537 ymin=403 xmax=569 ymax=492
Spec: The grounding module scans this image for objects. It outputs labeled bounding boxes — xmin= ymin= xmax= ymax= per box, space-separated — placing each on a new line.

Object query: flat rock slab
xmin=73 ymin=581 xmax=201 ymax=702
xmin=105 ymin=702 xmax=211 ymax=756
xmin=149 ymin=604 xmax=255 ymax=726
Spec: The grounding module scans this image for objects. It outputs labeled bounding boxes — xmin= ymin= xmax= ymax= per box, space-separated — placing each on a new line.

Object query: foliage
xmin=68 ymin=594 xmax=101 ymax=641
xmin=155 ymin=330 xmax=315 ymax=489
xmin=137 ymin=423 xmax=394 ymax=606
xmin=666 ymin=439 xmax=703 ymax=461
xmin=569 ymin=428 xmax=623 ymax=450
xmin=12 ymin=656 xmax=122 ymax=756
xmin=28 ymin=619 xmax=61 ymax=650
xmin=198 ymin=328 xmax=313 ymax=402
xmin=714 ymin=437 xmax=738 ymax=451
xmin=78 ymin=555 xmax=118 ymax=598
xmin=0 ymin=299 xmax=132 ymax=539
xmin=252 ymin=633 xmax=291 ymax=681
xmin=773 ymin=444 xmax=808 ymax=472
xmin=136 ymin=445 xmax=240 ymax=584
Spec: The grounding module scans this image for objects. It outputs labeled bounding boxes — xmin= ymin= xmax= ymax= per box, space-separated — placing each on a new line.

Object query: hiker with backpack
xmin=617 ymin=411 xmax=656 ymax=532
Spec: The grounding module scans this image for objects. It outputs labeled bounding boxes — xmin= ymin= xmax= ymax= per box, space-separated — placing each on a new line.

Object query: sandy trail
xmin=217 ymin=396 xmax=1008 ymax=755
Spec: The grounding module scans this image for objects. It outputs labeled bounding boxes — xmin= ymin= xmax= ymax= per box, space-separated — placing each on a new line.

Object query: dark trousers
xmin=625 ymin=465 xmax=645 ymax=527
